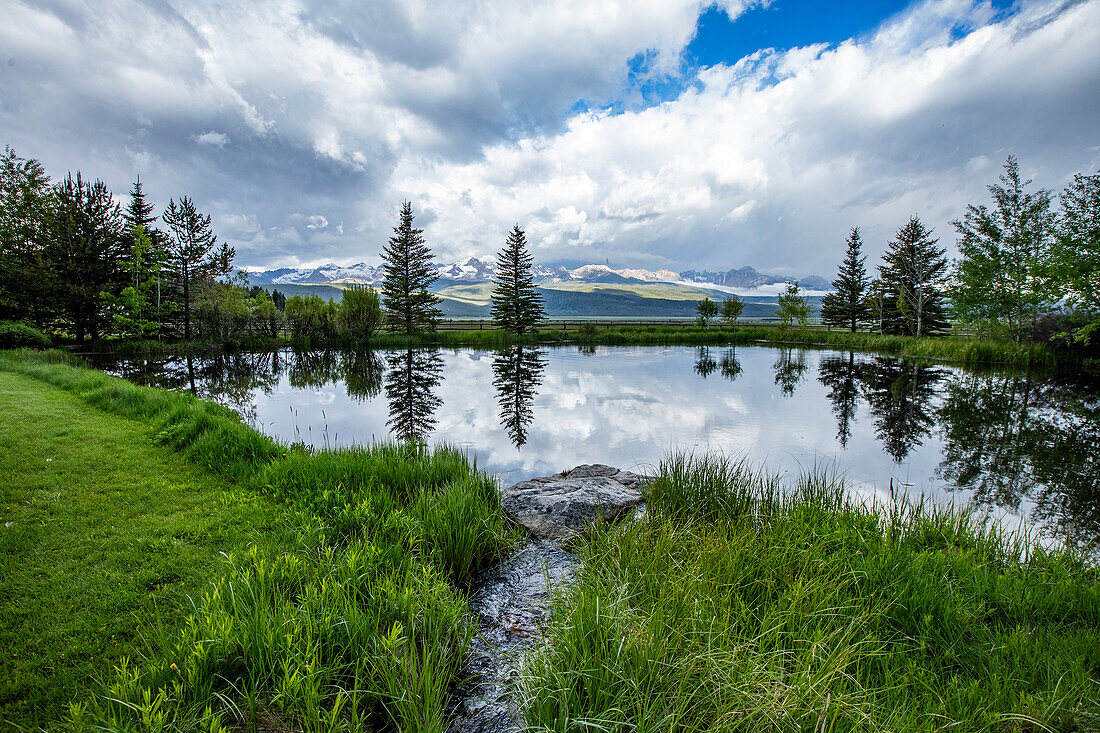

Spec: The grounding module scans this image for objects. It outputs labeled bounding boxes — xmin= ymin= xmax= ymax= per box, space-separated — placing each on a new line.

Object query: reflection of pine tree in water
xmin=719 ymin=347 xmax=742 ymax=381
xmin=938 ymin=372 xmax=1100 ymax=554
xmin=694 ymin=346 xmax=717 ymax=378
xmin=772 ymin=347 xmax=808 ymax=396
xmin=492 ymin=345 xmax=547 ymax=448
xmin=859 ymin=357 xmax=945 ymax=462
xmin=342 ymin=350 xmax=384 ymax=401
xmin=818 ymin=352 xmax=861 ymax=447
xmin=385 ymin=348 xmax=444 ymax=443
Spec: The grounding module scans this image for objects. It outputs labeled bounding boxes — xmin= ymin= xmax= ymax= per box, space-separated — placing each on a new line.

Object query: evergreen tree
xmin=820 ymin=227 xmax=869 ymax=331
xmin=0 ymin=146 xmax=53 ymax=326
xmin=491 ymin=224 xmax=545 ymax=335
xmin=953 ymin=157 xmax=1056 ymax=341
xmin=47 ymin=172 xmax=126 ymax=342
xmin=860 ymin=357 xmax=946 ymax=462
xmin=100 ymin=225 xmax=162 ymax=338
xmin=381 ymin=201 xmax=441 ymax=334
xmin=124 ymin=176 xmax=170 ymax=333
xmin=879 ymin=216 xmax=949 ymax=336
xmin=163 ymin=196 xmax=234 ymax=340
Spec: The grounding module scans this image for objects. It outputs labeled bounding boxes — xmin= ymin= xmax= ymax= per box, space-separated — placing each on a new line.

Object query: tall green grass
xmin=0 ymin=350 xmax=514 ymax=732
xmin=522 ymin=453 xmax=1100 ymax=732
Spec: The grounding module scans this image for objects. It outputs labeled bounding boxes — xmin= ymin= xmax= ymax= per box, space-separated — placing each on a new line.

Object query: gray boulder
xmin=501 ymin=464 xmax=644 ymax=541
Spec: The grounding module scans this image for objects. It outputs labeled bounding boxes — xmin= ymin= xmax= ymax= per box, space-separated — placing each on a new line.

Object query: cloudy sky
xmin=2 ymin=0 xmax=1098 ymax=275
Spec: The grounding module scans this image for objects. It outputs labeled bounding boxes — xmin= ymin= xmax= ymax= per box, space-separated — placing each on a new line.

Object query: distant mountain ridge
xmin=245 ymin=257 xmax=829 ymax=292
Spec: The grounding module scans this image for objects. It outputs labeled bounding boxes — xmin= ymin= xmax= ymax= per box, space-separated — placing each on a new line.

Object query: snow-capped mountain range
xmin=246 ymin=257 xmax=829 ymax=292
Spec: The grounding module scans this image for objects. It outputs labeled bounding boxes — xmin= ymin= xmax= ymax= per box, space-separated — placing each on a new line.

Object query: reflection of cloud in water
xmin=92 ymin=345 xmax=1099 ymax=554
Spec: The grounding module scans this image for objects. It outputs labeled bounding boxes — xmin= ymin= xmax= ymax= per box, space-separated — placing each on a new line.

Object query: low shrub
xmin=0 ymin=320 xmax=51 ymax=349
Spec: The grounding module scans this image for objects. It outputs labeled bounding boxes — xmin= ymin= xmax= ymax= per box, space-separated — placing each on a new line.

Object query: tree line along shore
xmin=2 ymin=148 xmax=1098 ymax=365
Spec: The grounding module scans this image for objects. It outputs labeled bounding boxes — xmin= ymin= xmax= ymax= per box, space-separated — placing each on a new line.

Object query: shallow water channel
xmin=91 ymin=343 xmax=1100 ymax=555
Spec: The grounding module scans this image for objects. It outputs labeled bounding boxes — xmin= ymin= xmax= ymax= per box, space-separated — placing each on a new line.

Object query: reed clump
xmin=522 ymin=453 xmax=1100 ymax=732
xmin=0 ymin=350 xmax=514 ymax=732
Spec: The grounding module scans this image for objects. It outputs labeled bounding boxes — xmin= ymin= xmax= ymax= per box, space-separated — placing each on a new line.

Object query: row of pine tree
xmin=820 ymin=157 xmax=1099 ymax=343
xmin=0 ymin=145 xmax=547 ymax=344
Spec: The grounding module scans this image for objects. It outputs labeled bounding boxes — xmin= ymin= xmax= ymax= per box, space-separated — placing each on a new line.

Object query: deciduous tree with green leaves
xmin=491 ymin=224 xmax=545 ymax=335
xmin=776 ymin=282 xmax=810 ymax=329
xmin=821 ymin=227 xmax=869 ymax=331
xmin=952 ymin=157 xmax=1056 ymax=341
xmin=720 ymin=296 xmax=744 ymax=326
xmin=696 ymin=297 xmax=718 ymax=327
xmin=338 ymin=284 xmax=383 ymax=342
xmin=381 ymin=201 xmax=441 ymax=334
xmin=1051 ymin=171 xmax=1100 ymax=344
xmin=100 ymin=225 xmax=166 ymax=338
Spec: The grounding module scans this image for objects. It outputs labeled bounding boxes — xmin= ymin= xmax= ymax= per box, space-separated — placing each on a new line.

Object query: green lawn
xmin=0 ymin=371 xmax=291 ymax=730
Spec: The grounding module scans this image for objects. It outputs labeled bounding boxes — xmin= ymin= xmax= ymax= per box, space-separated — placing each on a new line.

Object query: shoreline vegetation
xmin=2 ymin=349 xmax=1098 ymax=731
xmin=78 ymin=321 xmax=1062 ymax=370
xmin=0 ymin=349 xmax=515 ymax=732
xmin=524 ymin=454 xmax=1100 ymax=731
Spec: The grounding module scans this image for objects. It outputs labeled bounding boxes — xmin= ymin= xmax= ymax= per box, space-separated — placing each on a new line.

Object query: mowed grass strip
xmin=0 ymin=370 xmax=291 ymax=730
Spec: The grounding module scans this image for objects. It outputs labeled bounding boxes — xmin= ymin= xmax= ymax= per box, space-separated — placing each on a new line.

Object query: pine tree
xmin=163 ymin=196 xmax=234 ymax=340
xmin=381 ymin=201 xmax=441 ymax=334
xmin=0 ymin=146 xmax=53 ymax=326
xmin=820 ymin=227 xmax=869 ymax=331
xmin=47 ymin=173 xmax=126 ymax=342
xmin=123 ymin=177 xmax=171 ymax=334
xmin=880 ymin=216 xmax=949 ymax=336
xmin=491 ymin=224 xmax=545 ymax=335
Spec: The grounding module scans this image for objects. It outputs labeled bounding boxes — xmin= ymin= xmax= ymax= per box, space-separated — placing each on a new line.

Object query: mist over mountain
xmin=245 ymin=258 xmax=828 ymax=293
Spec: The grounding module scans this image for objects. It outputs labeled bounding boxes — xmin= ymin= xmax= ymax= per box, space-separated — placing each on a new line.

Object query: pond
xmin=90 ymin=344 xmax=1100 ymax=555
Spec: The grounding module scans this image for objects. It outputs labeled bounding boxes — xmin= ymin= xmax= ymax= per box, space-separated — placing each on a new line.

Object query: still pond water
xmin=92 ymin=344 xmax=1099 ymax=554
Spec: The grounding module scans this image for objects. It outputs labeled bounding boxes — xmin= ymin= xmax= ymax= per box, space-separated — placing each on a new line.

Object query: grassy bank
xmin=0 ymin=350 xmax=514 ymax=732
xmin=522 ymin=454 xmax=1100 ymax=731
xmin=82 ymin=323 xmax=1060 ymax=368
xmin=0 ymin=370 xmax=293 ymax=729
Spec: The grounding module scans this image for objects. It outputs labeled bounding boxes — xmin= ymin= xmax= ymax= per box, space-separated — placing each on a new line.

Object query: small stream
xmin=446 ymin=540 xmax=577 ymax=733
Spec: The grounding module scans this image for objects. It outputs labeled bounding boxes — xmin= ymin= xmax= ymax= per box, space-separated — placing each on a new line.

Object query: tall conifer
xmin=381 ymin=201 xmax=441 ymax=334
xmin=821 ymin=227 xmax=869 ymax=331
xmin=163 ymin=196 xmax=234 ymax=340
xmin=491 ymin=224 xmax=545 ymax=335
xmin=880 ymin=216 xmax=949 ymax=336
